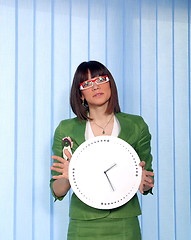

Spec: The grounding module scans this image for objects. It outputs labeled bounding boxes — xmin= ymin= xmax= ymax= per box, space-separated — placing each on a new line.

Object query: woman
xmin=50 ymin=61 xmax=154 ymax=240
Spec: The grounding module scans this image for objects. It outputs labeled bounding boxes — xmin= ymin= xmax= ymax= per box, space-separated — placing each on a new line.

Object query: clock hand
xmin=104 ymin=163 xmax=117 ymax=173
xmin=104 ymin=172 xmax=115 ymax=191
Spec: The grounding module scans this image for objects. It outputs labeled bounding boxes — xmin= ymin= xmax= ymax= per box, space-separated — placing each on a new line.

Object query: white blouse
xmin=85 ymin=115 xmax=121 ymax=140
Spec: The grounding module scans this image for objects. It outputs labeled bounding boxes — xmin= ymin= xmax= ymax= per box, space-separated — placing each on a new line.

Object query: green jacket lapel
xmin=71 ymin=119 xmax=86 ymax=151
xmin=116 ymin=112 xmax=138 ymax=148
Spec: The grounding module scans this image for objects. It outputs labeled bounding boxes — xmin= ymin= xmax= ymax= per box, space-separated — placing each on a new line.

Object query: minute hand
xmin=104 ymin=172 xmax=115 ymax=191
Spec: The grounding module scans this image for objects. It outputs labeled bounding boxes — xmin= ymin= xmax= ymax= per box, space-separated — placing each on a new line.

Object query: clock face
xmin=69 ymin=136 xmax=142 ymax=209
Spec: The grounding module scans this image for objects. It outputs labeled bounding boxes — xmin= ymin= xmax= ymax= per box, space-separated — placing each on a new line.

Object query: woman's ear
xmin=81 ymin=95 xmax=85 ymax=101
xmin=80 ymin=95 xmax=84 ymax=105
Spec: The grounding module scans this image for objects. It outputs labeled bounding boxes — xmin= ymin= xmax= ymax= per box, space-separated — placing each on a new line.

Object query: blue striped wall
xmin=0 ymin=0 xmax=190 ymax=239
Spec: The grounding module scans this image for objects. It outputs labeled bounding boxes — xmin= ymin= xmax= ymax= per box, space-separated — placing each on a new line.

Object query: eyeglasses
xmin=79 ymin=75 xmax=109 ymax=90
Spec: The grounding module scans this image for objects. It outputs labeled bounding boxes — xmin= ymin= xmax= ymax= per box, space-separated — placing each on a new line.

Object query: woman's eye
xmin=98 ymin=77 xmax=105 ymax=82
xmin=83 ymin=82 xmax=91 ymax=87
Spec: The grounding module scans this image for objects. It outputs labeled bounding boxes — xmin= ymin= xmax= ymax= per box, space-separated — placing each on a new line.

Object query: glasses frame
xmin=79 ymin=75 xmax=109 ymax=90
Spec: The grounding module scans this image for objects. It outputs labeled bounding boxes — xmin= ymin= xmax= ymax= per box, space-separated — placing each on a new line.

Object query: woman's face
xmin=80 ymin=71 xmax=111 ymax=109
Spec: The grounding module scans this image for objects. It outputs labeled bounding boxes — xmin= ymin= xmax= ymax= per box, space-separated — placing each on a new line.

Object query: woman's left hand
xmin=139 ymin=161 xmax=154 ymax=194
xmin=51 ymin=150 xmax=71 ymax=180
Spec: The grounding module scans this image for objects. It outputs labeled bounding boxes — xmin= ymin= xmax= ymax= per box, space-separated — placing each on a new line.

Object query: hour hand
xmin=104 ymin=163 xmax=117 ymax=173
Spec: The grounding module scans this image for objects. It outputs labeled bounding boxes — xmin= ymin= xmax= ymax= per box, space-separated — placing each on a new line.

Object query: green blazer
xmin=50 ymin=112 xmax=153 ymax=220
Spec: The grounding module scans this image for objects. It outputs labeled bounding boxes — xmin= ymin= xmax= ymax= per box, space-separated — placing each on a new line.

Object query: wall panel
xmin=53 ymin=2 xmax=71 ymax=239
xmin=89 ymin=0 xmax=106 ymax=63
xmin=0 ymin=2 xmax=16 ymax=240
xmin=0 ymin=0 xmax=190 ymax=239
xmin=123 ymin=0 xmax=141 ymax=114
xmin=71 ymin=0 xmax=89 ymax=79
xmin=106 ymin=0 xmax=124 ymax=106
xmin=34 ymin=1 xmax=52 ymax=240
xmin=157 ymin=1 xmax=175 ymax=239
xmin=15 ymin=1 xmax=34 ymax=239
xmin=174 ymin=0 xmax=190 ymax=239
xmin=139 ymin=1 xmax=158 ymax=239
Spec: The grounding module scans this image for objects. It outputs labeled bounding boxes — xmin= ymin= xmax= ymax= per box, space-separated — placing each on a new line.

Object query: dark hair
xmin=70 ymin=60 xmax=121 ymax=120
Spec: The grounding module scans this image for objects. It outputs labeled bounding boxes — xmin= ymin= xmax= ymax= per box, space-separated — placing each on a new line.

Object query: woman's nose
xmin=92 ymin=82 xmax=100 ymax=90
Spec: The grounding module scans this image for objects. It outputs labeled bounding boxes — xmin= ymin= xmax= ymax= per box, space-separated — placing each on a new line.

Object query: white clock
xmin=69 ymin=136 xmax=142 ymax=209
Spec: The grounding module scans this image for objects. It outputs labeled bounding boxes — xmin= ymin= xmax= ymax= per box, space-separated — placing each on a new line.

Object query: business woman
xmin=50 ymin=60 xmax=154 ymax=240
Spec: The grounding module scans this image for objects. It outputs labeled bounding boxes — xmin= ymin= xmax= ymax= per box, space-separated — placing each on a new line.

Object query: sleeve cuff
xmin=143 ymin=187 xmax=153 ymax=195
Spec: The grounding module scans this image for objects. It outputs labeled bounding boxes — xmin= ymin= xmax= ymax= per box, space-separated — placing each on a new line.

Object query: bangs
xmin=79 ymin=61 xmax=108 ymax=83
xmin=87 ymin=63 xmax=107 ymax=79
xmin=78 ymin=71 xmax=89 ymax=84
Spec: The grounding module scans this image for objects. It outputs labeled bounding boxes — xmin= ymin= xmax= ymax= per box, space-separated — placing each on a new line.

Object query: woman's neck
xmin=89 ymin=106 xmax=112 ymax=122
xmin=88 ymin=107 xmax=114 ymax=136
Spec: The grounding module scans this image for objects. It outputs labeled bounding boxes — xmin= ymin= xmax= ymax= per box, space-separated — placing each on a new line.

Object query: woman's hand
xmin=139 ymin=161 xmax=154 ymax=194
xmin=50 ymin=149 xmax=72 ymax=180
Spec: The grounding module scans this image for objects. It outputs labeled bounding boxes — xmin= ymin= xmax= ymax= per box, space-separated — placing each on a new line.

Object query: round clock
xmin=69 ymin=136 xmax=142 ymax=209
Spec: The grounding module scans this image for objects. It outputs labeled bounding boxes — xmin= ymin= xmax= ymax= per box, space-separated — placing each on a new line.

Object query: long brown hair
xmin=70 ymin=61 xmax=121 ymax=120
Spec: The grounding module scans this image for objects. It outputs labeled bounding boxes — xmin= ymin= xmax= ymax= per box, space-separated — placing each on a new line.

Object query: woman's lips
xmin=93 ymin=93 xmax=104 ymax=97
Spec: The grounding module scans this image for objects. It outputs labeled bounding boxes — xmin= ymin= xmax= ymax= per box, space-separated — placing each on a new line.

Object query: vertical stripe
xmin=88 ymin=0 xmax=90 ymax=60
xmin=68 ymin=0 xmax=72 ymax=198
xmin=50 ymin=0 xmax=54 ymax=145
xmin=50 ymin=1 xmax=54 ymax=240
xmin=139 ymin=0 xmax=142 ymax=117
xmin=188 ymin=0 xmax=191 ymax=223
xmin=105 ymin=0 xmax=108 ymax=65
xmin=138 ymin=0 xmax=143 ymax=232
xmin=69 ymin=0 xmax=72 ymax=119
xmin=155 ymin=1 xmax=159 ymax=239
xmin=172 ymin=0 xmax=177 ymax=239
xmin=122 ymin=0 xmax=126 ymax=111
xmin=14 ymin=0 xmax=18 ymax=239
xmin=32 ymin=1 xmax=36 ymax=240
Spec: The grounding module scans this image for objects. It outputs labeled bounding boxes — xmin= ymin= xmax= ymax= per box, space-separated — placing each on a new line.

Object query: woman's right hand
xmin=50 ymin=149 xmax=72 ymax=180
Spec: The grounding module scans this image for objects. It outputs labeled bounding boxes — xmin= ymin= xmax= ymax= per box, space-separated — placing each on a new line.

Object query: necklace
xmin=92 ymin=114 xmax=114 ymax=134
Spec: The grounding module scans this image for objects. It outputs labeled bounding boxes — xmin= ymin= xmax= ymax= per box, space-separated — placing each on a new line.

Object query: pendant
xmin=102 ymin=130 xmax=105 ymax=134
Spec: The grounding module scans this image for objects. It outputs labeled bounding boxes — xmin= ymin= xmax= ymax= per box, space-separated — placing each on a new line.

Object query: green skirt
xmin=67 ymin=216 xmax=141 ymax=240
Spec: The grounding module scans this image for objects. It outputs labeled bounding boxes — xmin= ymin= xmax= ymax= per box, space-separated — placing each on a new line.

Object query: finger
xmin=52 ymin=174 xmax=68 ymax=180
xmin=139 ymin=184 xmax=144 ymax=194
xmin=52 ymin=175 xmax=64 ymax=179
xmin=51 ymin=155 xmax=65 ymax=163
xmin=142 ymin=173 xmax=154 ymax=184
xmin=144 ymin=177 xmax=153 ymax=184
xmin=50 ymin=166 xmax=64 ymax=173
xmin=143 ymin=177 xmax=154 ymax=188
xmin=144 ymin=183 xmax=154 ymax=189
xmin=64 ymin=149 xmax=72 ymax=160
xmin=144 ymin=178 xmax=154 ymax=186
xmin=139 ymin=161 xmax=145 ymax=168
xmin=147 ymin=183 xmax=154 ymax=188
xmin=145 ymin=170 xmax=154 ymax=177
xmin=52 ymin=162 xmax=65 ymax=168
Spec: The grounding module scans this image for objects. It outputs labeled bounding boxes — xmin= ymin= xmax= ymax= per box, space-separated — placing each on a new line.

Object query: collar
xmin=72 ymin=112 xmax=132 ymax=148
